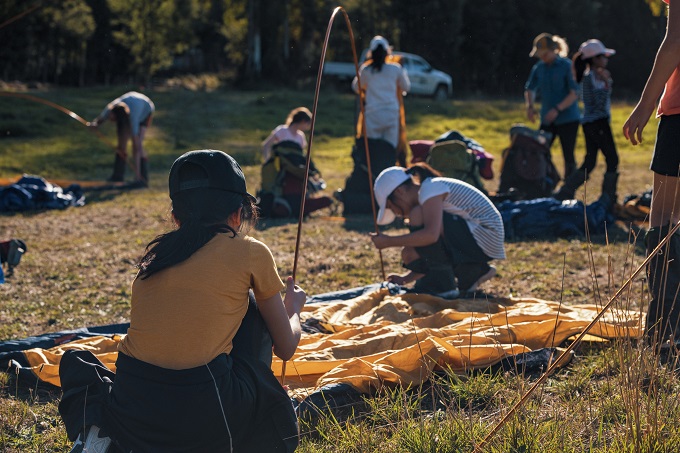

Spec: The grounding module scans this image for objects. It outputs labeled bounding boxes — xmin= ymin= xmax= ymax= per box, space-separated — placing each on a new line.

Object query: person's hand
xmin=623 ymin=102 xmax=655 ymax=146
xmin=543 ymin=108 xmax=559 ymax=125
xmin=596 ymin=67 xmax=611 ymax=81
xmin=87 ymin=120 xmax=98 ymax=129
xmin=526 ymin=106 xmax=536 ymax=123
xmin=387 ymin=273 xmax=409 ymax=286
xmin=370 ymin=232 xmax=391 ymax=250
xmin=283 ymin=276 xmax=306 ymax=316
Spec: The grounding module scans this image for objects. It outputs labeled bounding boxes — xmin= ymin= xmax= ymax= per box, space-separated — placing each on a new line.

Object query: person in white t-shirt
xmin=370 ymin=163 xmax=505 ymax=297
xmin=261 ymin=107 xmax=312 ymax=162
xmin=352 ymin=36 xmax=410 ymax=149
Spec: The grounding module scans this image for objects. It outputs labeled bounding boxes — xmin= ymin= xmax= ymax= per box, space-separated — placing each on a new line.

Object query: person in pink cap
xmin=554 ymin=39 xmax=619 ymax=204
xmin=623 ymin=0 xmax=680 ymax=344
xmin=369 ymin=163 xmax=505 ymax=297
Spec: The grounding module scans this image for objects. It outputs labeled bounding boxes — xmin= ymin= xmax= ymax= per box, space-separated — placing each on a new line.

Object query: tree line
xmin=0 ymin=0 xmax=667 ymax=95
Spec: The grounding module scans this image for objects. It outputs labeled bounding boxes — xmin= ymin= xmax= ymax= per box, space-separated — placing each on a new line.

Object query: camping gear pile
xmin=409 ymin=130 xmax=494 ymax=195
xmin=0 ymin=174 xmax=85 ymax=212
xmin=257 ymin=141 xmax=332 ymax=218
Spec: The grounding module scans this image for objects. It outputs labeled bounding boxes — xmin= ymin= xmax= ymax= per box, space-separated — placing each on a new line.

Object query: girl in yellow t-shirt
xmin=59 ymin=150 xmax=306 ymax=453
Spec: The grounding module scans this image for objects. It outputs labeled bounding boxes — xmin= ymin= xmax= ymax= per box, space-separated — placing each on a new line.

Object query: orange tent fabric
xmin=20 ymin=289 xmax=643 ymax=397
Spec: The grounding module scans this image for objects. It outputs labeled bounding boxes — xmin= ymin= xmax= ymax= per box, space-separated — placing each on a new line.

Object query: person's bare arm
xmin=543 ymin=89 xmax=578 ymax=124
xmin=624 ymin=0 xmax=680 ymax=145
xmin=257 ymin=277 xmax=306 ymax=361
xmin=524 ymin=90 xmax=537 ymax=122
xmin=371 ymin=195 xmax=444 ymax=249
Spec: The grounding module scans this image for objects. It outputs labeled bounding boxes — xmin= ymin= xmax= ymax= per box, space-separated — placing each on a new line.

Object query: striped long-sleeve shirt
xmin=419 ymin=177 xmax=506 ymax=259
xmin=581 ymin=71 xmax=612 ymax=124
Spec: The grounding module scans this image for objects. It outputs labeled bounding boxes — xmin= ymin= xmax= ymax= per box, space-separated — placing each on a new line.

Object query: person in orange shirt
xmin=624 ymin=0 xmax=680 ymax=345
xmin=59 ymin=150 xmax=306 ymax=452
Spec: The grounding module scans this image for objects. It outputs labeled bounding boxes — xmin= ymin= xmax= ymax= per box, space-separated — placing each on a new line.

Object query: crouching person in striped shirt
xmin=370 ymin=163 xmax=505 ymax=297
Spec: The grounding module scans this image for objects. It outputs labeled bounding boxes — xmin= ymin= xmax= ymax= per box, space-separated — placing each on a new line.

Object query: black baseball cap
xmin=168 ymin=150 xmax=256 ymax=201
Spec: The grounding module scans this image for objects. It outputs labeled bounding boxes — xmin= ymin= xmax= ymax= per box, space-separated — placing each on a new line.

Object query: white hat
xmin=374 ymin=166 xmax=411 ymax=225
xmin=579 ymin=39 xmax=615 ymax=60
xmin=369 ymin=35 xmax=390 ymax=52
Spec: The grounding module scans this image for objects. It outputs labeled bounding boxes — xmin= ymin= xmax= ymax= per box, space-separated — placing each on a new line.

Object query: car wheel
xmin=433 ymin=85 xmax=449 ymax=101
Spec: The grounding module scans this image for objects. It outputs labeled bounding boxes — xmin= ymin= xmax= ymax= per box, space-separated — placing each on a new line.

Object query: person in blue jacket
xmin=524 ymin=33 xmax=580 ymax=178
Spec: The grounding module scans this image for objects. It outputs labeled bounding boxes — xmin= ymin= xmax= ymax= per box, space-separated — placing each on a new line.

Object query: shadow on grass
xmin=2 ymin=374 xmax=61 ymax=405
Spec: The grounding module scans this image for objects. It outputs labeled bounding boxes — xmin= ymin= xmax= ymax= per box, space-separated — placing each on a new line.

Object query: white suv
xmin=392 ymin=52 xmax=452 ymax=101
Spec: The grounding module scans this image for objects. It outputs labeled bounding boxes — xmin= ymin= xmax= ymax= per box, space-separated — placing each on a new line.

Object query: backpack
xmin=498 ymin=125 xmax=560 ymax=200
xmin=426 ymin=140 xmax=487 ymax=194
xmin=257 ymin=141 xmax=324 ymax=217
xmin=0 ymin=238 xmax=27 ymax=280
xmin=341 ymin=138 xmax=397 ymax=215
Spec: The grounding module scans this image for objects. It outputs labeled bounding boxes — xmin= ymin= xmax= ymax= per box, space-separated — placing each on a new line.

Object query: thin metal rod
xmin=291 ymin=6 xmax=385 ymax=281
xmin=0 ymin=3 xmax=41 ymax=31
xmin=473 ymin=221 xmax=680 ymax=453
xmin=0 ymin=91 xmax=135 ymax=175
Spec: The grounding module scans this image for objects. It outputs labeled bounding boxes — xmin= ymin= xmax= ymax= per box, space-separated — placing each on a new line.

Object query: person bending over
xmin=89 ymin=91 xmax=155 ymax=186
xmin=370 ymin=163 xmax=505 ymax=297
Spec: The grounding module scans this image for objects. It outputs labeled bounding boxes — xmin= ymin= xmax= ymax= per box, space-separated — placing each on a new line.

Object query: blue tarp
xmin=497 ymin=197 xmax=615 ymax=240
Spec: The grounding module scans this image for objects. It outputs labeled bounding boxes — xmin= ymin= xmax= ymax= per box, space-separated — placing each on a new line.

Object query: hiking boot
xmin=645 ymin=225 xmax=680 ymax=346
xmin=553 ymin=170 xmax=587 ymax=201
xmin=69 ymin=425 xmax=111 ymax=453
xmin=598 ymin=171 xmax=619 ymax=208
xmin=456 ymin=263 xmax=496 ymax=293
xmin=140 ymin=157 xmax=149 ymax=186
xmin=108 ymin=153 xmax=127 ymax=182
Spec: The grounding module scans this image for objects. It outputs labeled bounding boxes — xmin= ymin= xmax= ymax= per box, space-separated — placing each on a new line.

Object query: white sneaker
xmin=69 ymin=425 xmax=111 ymax=453
xmin=435 ymin=288 xmax=460 ymax=299
xmin=466 ymin=265 xmax=497 ymax=293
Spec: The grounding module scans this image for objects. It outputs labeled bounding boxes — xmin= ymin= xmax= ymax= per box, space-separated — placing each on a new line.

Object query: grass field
xmin=1 ymin=83 xmax=676 ymax=452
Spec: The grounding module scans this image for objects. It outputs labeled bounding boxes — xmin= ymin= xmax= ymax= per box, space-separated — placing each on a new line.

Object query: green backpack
xmin=426 ymin=140 xmax=486 ymax=194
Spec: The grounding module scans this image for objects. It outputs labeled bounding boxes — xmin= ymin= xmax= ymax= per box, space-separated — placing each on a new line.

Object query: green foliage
xmin=109 ymin=0 xmax=182 ymax=82
xmin=0 ymin=0 xmax=667 ymax=91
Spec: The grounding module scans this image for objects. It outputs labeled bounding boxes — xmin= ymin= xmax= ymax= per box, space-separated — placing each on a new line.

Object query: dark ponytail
xmin=370 ymin=46 xmax=387 ymax=72
xmin=572 ymin=51 xmax=591 ymax=83
xmin=406 ymin=162 xmax=442 ymax=183
xmin=137 ymin=190 xmax=258 ymax=279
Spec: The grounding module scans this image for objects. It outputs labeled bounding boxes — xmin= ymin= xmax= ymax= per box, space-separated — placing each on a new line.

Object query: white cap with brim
xmin=374 ymin=166 xmax=411 ymax=225
xmin=369 ymin=35 xmax=390 ymax=52
xmin=579 ymin=39 xmax=615 ymax=60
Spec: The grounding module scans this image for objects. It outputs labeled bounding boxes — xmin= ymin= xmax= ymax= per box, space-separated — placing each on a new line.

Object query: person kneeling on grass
xmin=59 ymin=150 xmax=305 ymax=453
xmin=370 ymin=163 xmax=505 ymax=297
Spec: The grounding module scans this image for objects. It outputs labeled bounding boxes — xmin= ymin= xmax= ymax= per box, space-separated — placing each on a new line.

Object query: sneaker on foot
xmin=435 ymin=288 xmax=460 ymax=299
xmin=465 ymin=265 xmax=497 ymax=293
xmin=69 ymin=425 xmax=111 ymax=453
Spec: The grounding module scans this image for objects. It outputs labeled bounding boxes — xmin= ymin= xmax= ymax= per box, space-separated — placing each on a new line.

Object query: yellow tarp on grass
xmin=21 ymin=289 xmax=644 ymax=395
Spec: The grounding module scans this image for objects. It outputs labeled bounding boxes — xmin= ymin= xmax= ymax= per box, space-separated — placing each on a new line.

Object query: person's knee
xmin=401 ymin=246 xmax=419 ymax=264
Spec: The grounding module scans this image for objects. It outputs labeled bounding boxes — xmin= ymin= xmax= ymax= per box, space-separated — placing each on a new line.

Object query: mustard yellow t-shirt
xmin=118 ymin=234 xmax=285 ymax=370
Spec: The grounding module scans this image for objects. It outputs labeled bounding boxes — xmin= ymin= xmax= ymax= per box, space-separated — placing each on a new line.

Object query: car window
xmin=411 ymin=57 xmax=430 ymax=72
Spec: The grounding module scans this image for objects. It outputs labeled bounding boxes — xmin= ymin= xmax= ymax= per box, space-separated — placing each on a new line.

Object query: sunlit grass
xmin=0 ymin=85 xmax=668 ymax=451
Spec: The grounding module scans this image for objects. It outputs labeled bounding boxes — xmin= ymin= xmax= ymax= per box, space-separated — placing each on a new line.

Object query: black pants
xmin=580 ymin=117 xmax=619 ymax=174
xmin=59 ymin=296 xmax=298 ymax=453
xmin=541 ymin=120 xmax=580 ymax=174
xmin=441 ymin=214 xmax=491 ymax=266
